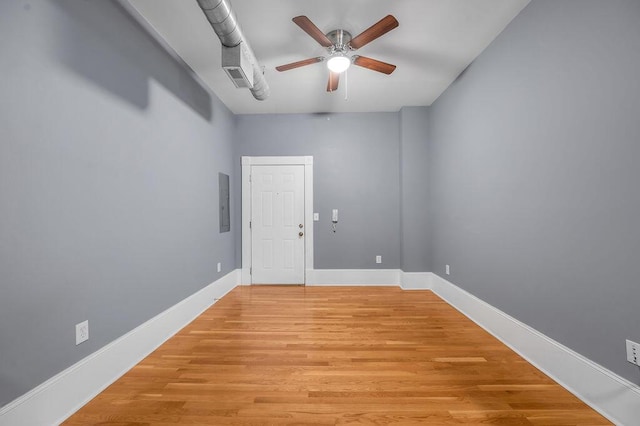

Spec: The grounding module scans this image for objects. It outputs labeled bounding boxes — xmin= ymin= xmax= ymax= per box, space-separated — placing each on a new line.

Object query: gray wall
xmin=400 ymin=107 xmax=431 ymax=272
xmin=428 ymin=0 xmax=640 ymax=383
xmin=235 ymin=113 xmax=401 ymax=269
xmin=0 ymin=0 xmax=237 ymax=406
xmin=4 ymin=0 xmax=637 ymax=410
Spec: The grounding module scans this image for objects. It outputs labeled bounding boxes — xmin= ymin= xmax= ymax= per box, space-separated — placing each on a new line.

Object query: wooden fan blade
xmin=276 ymin=57 xmax=324 ymax=72
xmin=327 ymin=71 xmax=340 ymax=92
xmin=353 ymin=55 xmax=396 ymax=75
xmin=293 ymin=16 xmax=333 ymax=47
xmin=349 ymin=15 xmax=399 ymax=50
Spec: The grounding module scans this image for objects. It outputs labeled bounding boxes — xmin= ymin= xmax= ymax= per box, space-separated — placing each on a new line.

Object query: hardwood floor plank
xmin=63 ymin=286 xmax=610 ymax=425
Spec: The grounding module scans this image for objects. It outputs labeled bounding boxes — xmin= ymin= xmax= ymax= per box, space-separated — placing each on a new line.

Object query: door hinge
xmin=249 ymin=221 xmax=252 ymax=229
xmin=250 ymin=267 xmax=252 ymax=275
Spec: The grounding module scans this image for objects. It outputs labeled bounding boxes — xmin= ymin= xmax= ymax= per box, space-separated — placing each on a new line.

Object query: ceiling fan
xmin=275 ymin=15 xmax=399 ymax=92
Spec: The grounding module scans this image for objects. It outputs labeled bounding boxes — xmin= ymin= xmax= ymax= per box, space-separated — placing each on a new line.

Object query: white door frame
xmin=241 ymin=156 xmax=314 ymax=285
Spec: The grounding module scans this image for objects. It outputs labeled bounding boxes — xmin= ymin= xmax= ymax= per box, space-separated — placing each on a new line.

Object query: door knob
xmin=299 ymin=232 xmax=304 ymax=237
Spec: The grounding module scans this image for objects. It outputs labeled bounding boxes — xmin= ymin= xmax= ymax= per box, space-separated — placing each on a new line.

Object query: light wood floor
xmin=64 ymin=286 xmax=610 ymax=425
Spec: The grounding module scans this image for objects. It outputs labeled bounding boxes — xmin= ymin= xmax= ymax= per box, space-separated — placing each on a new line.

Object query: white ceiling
xmin=126 ymin=0 xmax=530 ymax=114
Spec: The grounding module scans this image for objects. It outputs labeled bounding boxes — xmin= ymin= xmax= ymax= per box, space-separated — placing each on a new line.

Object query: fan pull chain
xmin=344 ymin=69 xmax=348 ymax=101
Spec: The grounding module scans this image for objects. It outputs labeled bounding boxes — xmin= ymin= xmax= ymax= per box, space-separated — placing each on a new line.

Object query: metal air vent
xmin=222 ymin=43 xmax=254 ymax=89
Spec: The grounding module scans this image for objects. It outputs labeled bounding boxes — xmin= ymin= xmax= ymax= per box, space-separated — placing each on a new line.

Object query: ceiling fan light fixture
xmin=327 ymin=54 xmax=351 ymax=73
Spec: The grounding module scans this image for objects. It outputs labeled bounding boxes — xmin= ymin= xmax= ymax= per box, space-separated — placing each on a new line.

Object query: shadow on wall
xmin=52 ymin=0 xmax=212 ymax=121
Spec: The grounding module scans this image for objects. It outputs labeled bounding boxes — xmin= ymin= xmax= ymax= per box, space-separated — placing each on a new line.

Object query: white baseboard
xmin=306 ymin=269 xmax=400 ymax=286
xmin=4 ymin=269 xmax=637 ymax=426
xmin=0 ymin=270 xmax=240 ymax=426
xmin=400 ymin=271 xmax=433 ymax=290
xmin=430 ymin=273 xmax=640 ymax=426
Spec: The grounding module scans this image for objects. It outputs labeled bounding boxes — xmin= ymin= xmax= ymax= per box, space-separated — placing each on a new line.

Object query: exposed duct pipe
xmin=196 ymin=0 xmax=270 ymax=100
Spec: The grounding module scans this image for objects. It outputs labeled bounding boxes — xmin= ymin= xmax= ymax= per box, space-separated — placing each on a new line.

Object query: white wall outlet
xmin=75 ymin=320 xmax=89 ymax=345
xmin=445 ymin=264 xmax=450 ymax=275
xmin=313 ymin=213 xmax=319 ymax=221
xmin=375 ymin=255 xmax=382 ymax=264
xmin=626 ymin=339 xmax=640 ymax=366
xmin=217 ymin=262 xmax=221 ymax=272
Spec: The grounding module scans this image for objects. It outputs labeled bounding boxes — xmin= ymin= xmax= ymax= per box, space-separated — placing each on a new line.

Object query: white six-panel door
xmin=250 ymin=165 xmax=305 ymax=284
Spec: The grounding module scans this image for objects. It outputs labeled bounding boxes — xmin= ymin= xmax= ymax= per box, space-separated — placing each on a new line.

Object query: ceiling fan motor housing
xmin=326 ymin=29 xmax=352 ymax=54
